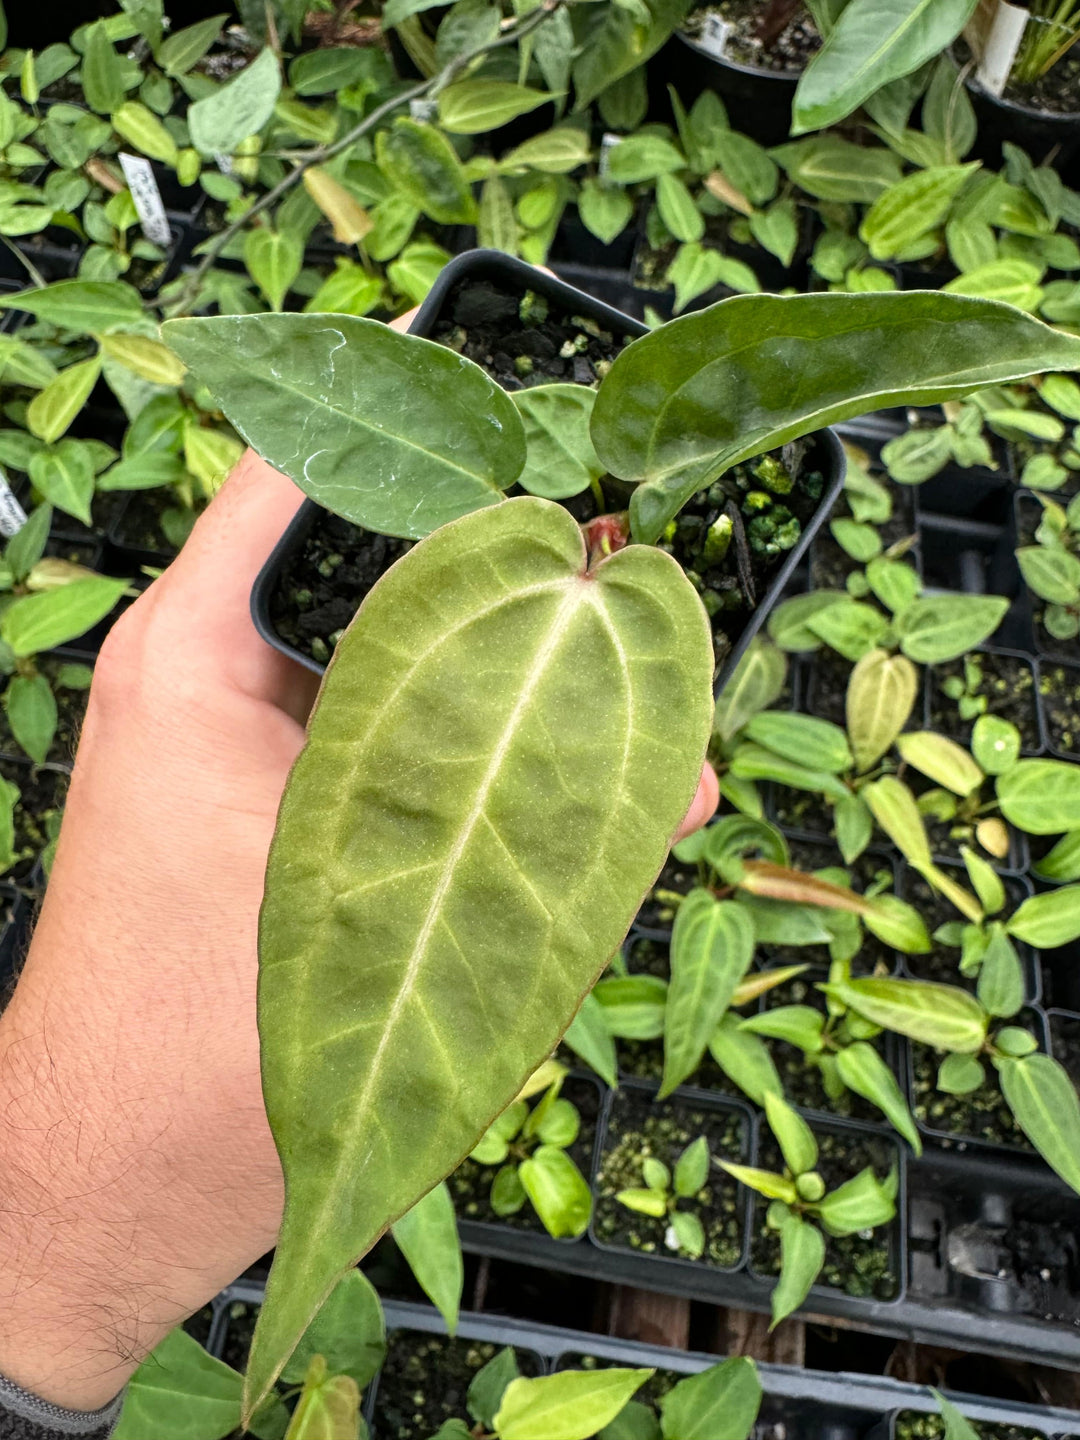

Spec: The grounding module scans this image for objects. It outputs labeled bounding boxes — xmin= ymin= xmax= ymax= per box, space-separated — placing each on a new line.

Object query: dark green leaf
xmin=835 ymin=1041 xmax=920 ymax=1153
xmin=280 ymin=1269 xmax=385 ymax=1390
xmin=391 ymin=1183 xmax=462 ymax=1334
xmin=659 ymin=1357 xmax=761 ymax=1440
xmin=468 ymin=1348 xmax=520 ymax=1430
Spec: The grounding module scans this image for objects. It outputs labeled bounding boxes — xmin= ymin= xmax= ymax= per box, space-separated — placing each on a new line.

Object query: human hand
xmin=0 ymin=387 xmax=718 ymax=1416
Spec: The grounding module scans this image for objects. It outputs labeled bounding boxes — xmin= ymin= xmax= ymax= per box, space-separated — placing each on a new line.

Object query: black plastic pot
xmin=0 ymin=884 xmax=29 ymax=1006
xmin=925 ymin=646 xmax=1044 ymax=756
xmin=965 ymin=74 xmax=1080 ymax=173
xmin=654 ymin=31 xmax=800 ymax=148
xmin=251 ymin=248 xmax=846 ymax=700
xmin=1037 ymin=654 xmax=1080 ymax=758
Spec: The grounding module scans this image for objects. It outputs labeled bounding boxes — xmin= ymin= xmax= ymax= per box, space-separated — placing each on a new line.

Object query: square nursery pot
xmin=589 ymin=1077 xmax=753 ymax=1276
xmin=652 ymin=29 xmax=804 ymax=148
xmin=925 ymin=647 xmax=1043 ymax=757
xmin=1014 ymin=491 xmax=1080 ymax=666
xmin=1037 ymin=656 xmax=1080 ymax=759
xmin=251 ymin=249 xmax=845 ymax=699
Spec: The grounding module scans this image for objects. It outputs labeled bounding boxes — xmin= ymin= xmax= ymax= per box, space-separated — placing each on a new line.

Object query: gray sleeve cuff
xmin=0 ymin=1373 xmax=122 ymax=1439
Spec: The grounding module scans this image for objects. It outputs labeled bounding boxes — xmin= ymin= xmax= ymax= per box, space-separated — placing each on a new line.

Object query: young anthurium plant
xmin=822 ymin=974 xmax=1080 ymax=1196
xmin=616 ymin=1134 xmax=712 ymax=1259
xmin=161 ymin=290 xmax=1080 ymax=1411
xmin=720 ymin=1092 xmax=898 ymax=1328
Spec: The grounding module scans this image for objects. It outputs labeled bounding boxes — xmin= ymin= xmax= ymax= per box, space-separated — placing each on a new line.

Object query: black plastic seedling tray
xmin=198 ymin=1288 xmax=1080 ymax=1440
xmin=251 ymin=249 xmax=846 ymax=701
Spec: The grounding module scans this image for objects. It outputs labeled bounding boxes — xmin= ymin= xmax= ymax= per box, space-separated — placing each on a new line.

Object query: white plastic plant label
xmin=118 ymin=152 xmax=172 ymax=247
xmin=0 ymin=472 xmax=28 ymax=536
xmin=697 ymin=13 xmax=732 ymax=59
xmin=975 ymin=0 xmax=1028 ymax=96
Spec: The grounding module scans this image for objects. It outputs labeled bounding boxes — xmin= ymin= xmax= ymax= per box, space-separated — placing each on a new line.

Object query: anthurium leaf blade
xmin=245 ymin=497 xmax=713 ymax=1414
xmin=390 ymin=1182 xmax=462 ymax=1334
xmin=999 ymin=1053 xmax=1080 ymax=1196
xmin=658 ymin=1357 xmax=762 ymax=1440
xmin=279 ymin=1269 xmax=385 ymax=1389
xmin=997 ymin=758 xmax=1080 ymax=834
xmin=494 ymin=1369 xmax=653 ymax=1440
xmin=113 ymin=1328 xmax=245 ymax=1440
xmin=825 ymin=976 xmax=988 ymax=1052
xmin=770 ymin=1214 xmax=825 ymax=1327
xmin=835 ymin=1041 xmax=921 ymax=1153
xmin=590 ymin=292 xmax=1080 ymax=544
xmin=661 ymin=895 xmax=755 ymax=1096
xmin=162 ymin=313 xmax=526 ymax=540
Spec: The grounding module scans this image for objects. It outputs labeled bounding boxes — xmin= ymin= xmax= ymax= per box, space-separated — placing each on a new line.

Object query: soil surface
xmin=896 ymin=1413 xmax=1045 ymax=1440
xmin=810 ymin=490 xmax=916 ymax=593
xmin=0 ymin=657 xmax=91 ymax=765
xmin=592 ymin=1086 xmax=747 ymax=1266
xmin=683 ymin=0 xmax=821 ymax=72
xmin=750 ymin=1126 xmax=901 ymax=1299
xmin=804 ymin=648 xmax=857 ymax=727
xmin=910 ymin=1029 xmax=1036 ymax=1151
xmin=1040 ymin=661 xmax=1080 ymax=756
xmin=928 ymin=652 xmax=1040 ymax=752
xmin=1050 ymin=1009 xmax=1080 ymax=1089
xmin=373 ymin=1333 xmax=542 ymax=1440
xmin=449 ymin=1077 xmax=599 ymax=1232
xmin=111 ymin=488 xmax=200 ymax=558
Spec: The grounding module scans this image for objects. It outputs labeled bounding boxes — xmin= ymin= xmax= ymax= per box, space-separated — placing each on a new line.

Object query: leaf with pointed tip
xmin=163 ymin=314 xmax=526 ymax=540
xmin=244 ymin=498 xmax=713 ymax=1415
xmin=661 ymin=894 xmax=754 ymax=1096
xmin=589 ymin=292 xmax=1080 ymax=544
xmin=391 ymin=1182 xmax=462 ymax=1335
xmin=999 ymin=1053 xmax=1080 ymax=1196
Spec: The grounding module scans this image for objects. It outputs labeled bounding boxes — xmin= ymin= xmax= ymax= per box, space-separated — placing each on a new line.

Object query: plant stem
xmin=0 ymin=234 xmax=46 ymax=289
xmin=168 ymin=2 xmax=561 ymax=317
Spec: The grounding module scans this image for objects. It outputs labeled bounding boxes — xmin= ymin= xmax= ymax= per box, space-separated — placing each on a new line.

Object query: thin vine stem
xmin=169 ymin=1 xmax=561 ymax=317
xmin=0 ymin=234 xmax=46 ymax=289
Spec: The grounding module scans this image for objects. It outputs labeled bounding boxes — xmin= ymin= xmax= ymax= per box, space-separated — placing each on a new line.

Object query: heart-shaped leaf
xmin=590 ymin=292 xmax=1080 ymax=543
xmin=245 ymin=497 xmax=713 ymax=1413
xmin=163 ymin=313 xmax=527 ymax=539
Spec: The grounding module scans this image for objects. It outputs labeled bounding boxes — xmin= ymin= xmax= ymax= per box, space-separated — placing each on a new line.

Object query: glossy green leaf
xmin=896 ymin=595 xmax=1009 ymax=663
xmin=188 ymin=47 xmax=280 ymax=155
xmin=0 ymin=578 xmax=127 ymax=658
xmin=836 ymin=1042 xmax=920 ymax=1153
xmin=391 ymin=1183 xmax=462 ymax=1334
xmin=438 ymin=80 xmax=554 ymax=135
xmin=1033 ymin=829 xmax=1080 ymax=883
xmin=896 ymin=732 xmax=983 ymax=797
xmin=792 ymin=0 xmax=978 ymax=134
xmin=708 ymin=1012 xmax=782 ymax=1106
xmin=563 ymin=992 xmax=617 ymax=1087
xmin=496 ymin=1369 xmax=652 ymax=1440
xmin=26 ymin=357 xmax=102 ymax=446
xmin=164 ymin=314 xmax=526 ymax=541
xmin=594 ymin=974 xmax=668 ymax=1040
xmin=376 ymin=119 xmax=477 ymax=224
xmin=0 ymin=279 xmax=143 ymax=334
xmin=745 ymin=712 xmax=852 ymax=773
xmin=846 ymin=648 xmax=919 ymax=772
xmin=28 ymin=440 xmax=95 ymax=525
xmin=661 ymin=894 xmax=754 ymax=1096
xmin=1007 ymin=885 xmax=1080 ymax=947
xmin=658 ymin=1357 xmax=761 ymax=1440
xmin=997 ymin=759 xmax=1080 ymax=834
xmin=813 ymin=1164 xmax=897 ymax=1236
xmin=860 ymin=164 xmax=978 ymax=261
xmin=512 ymin=386 xmax=603 ymax=501
xmin=770 ymin=1214 xmax=825 ymax=1328
xmin=764 ymin=1091 xmax=818 ymax=1176
xmin=280 ymin=1269 xmax=385 ymax=1390
xmin=713 ymin=636 xmax=787 ymax=742
xmin=825 ymin=976 xmax=988 ymax=1052
xmin=999 ymin=1053 xmax=1080 ymax=1196
xmin=4 ymin=673 xmax=57 ymax=766
xmin=245 ymin=498 xmax=712 ymax=1410
xmin=592 ymin=292 xmax=1080 ymax=544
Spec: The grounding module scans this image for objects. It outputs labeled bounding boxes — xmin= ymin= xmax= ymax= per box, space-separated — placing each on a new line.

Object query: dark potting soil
xmin=1039 ymin=661 xmax=1080 ymax=755
xmin=0 ymin=658 xmax=91 ymax=765
xmin=750 ymin=1127 xmax=900 ymax=1300
xmin=182 ymin=1304 xmax=215 ymax=1350
xmin=1050 ymin=1009 xmax=1080 ymax=1089
xmin=219 ymin=1297 xmax=258 ymax=1371
xmin=910 ymin=1037 xmax=1033 ymax=1151
xmin=372 ymin=1333 xmax=542 ymax=1440
xmin=899 ymin=871 xmax=1032 ymax=995
xmin=804 ymin=648 xmax=856 ymax=727
xmin=0 ymin=758 xmax=67 ymax=882
xmin=592 ymin=1087 xmax=746 ymax=1266
xmin=636 ymin=853 xmax=701 ymax=932
xmin=928 ymin=652 xmax=1040 ymax=751
xmin=112 ymin=487 xmax=201 ymax=557
xmin=449 ymin=1078 xmax=598 ymax=1232
xmin=1001 ymin=48 xmax=1080 ymax=117
xmin=683 ymin=0 xmax=822 ymax=72
xmin=810 ymin=492 xmax=916 ymax=594
xmin=896 ymin=1412 xmax=1045 ymax=1440
xmin=758 ymin=971 xmax=892 ymax=1124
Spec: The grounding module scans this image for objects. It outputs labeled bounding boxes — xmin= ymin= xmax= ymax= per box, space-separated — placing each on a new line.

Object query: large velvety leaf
xmin=590 ymin=292 xmax=1080 ymax=543
xmin=660 ymin=894 xmax=754 ymax=1097
xmin=999 ymin=1053 xmax=1080 ymax=1196
xmin=245 ymin=498 xmax=713 ymax=1412
xmin=163 ymin=314 xmax=526 ymax=540
xmin=792 ymin=0 xmax=978 ymax=135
